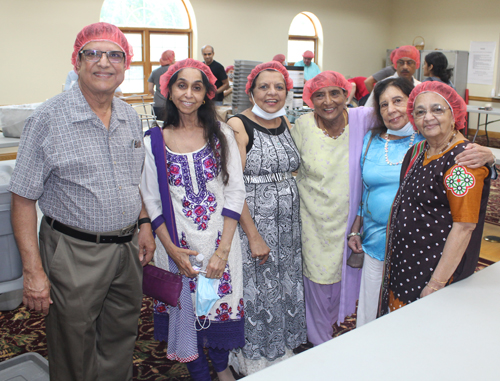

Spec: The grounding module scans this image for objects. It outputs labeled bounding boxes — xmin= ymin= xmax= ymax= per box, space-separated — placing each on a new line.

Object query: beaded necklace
xmin=383 ymin=132 xmax=416 ymax=166
xmin=316 ymin=110 xmax=348 ymax=139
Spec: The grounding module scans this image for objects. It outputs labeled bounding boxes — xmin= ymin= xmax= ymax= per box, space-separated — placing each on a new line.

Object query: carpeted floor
xmin=0 ymin=259 xmax=492 ymax=380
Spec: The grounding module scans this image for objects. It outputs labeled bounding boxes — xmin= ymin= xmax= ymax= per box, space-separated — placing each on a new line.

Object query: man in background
xmin=202 ymin=45 xmax=229 ymax=105
xmin=364 ymin=45 xmax=421 ymax=107
xmin=294 ymin=50 xmax=321 ymax=82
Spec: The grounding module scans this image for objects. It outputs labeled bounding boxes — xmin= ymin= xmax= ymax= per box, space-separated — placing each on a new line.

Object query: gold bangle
xmin=431 ymin=276 xmax=447 ymax=284
xmin=215 ymin=252 xmax=228 ymax=262
xmin=426 ymin=284 xmax=439 ymax=292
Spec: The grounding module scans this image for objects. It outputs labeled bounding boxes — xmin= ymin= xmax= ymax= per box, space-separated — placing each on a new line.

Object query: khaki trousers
xmin=39 ymin=218 xmax=143 ymax=381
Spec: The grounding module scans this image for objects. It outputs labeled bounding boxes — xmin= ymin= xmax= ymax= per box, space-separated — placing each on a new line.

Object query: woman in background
xmin=422 ymin=51 xmax=454 ymax=87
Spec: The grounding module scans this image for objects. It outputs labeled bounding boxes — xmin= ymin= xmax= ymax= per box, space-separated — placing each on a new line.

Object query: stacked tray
xmin=231 ymin=60 xmax=262 ymax=114
xmin=285 ymin=66 xmax=305 ymax=109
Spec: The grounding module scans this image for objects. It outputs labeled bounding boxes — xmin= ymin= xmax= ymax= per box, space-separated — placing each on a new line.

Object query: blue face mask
xmin=387 ymin=121 xmax=415 ymax=137
xmin=195 ymin=274 xmax=220 ymax=317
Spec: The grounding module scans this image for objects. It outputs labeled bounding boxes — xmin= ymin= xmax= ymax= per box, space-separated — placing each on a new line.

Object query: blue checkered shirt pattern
xmin=9 ymin=84 xmax=145 ymax=232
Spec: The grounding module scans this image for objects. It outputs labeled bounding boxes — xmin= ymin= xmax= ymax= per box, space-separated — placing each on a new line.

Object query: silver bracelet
xmin=347 ymin=232 xmax=361 ymax=239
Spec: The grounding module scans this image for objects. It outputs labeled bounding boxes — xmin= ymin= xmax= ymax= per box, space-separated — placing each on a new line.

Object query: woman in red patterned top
xmin=379 ymin=82 xmax=491 ymax=315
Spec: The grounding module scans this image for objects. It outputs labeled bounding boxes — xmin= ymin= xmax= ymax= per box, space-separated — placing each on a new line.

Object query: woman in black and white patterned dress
xmin=228 ymin=62 xmax=307 ymax=375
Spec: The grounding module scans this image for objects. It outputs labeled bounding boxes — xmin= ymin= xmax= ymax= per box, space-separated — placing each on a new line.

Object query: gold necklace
xmin=426 ymin=131 xmax=457 ymax=158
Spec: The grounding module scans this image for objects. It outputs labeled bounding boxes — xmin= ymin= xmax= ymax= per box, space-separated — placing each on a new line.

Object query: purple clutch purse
xmin=142 ymin=264 xmax=183 ymax=308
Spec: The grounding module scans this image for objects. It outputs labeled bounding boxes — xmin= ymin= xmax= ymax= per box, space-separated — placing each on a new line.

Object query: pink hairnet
xmin=303 ymin=50 xmax=314 ymax=59
xmin=406 ymin=81 xmax=467 ymax=130
xmin=225 ymin=65 xmax=234 ymax=73
xmin=72 ymin=22 xmax=133 ymax=72
xmin=302 ymin=71 xmax=352 ymax=109
xmin=391 ymin=45 xmax=420 ymax=69
xmin=273 ymin=54 xmax=286 ymax=64
xmin=245 ymin=61 xmax=294 ymax=95
xmin=159 ymin=58 xmax=218 ymax=99
xmin=160 ymin=50 xmax=175 ymax=66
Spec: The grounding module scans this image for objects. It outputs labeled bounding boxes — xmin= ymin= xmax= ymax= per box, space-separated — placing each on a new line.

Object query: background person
xmin=294 ymin=50 xmax=320 ymax=82
xmin=347 ymin=76 xmax=370 ymax=106
xmin=272 ymin=53 xmax=287 ymax=65
xmin=364 ymin=45 xmax=421 ymax=107
xmin=148 ymin=49 xmax=175 ymax=121
xmin=202 ymin=45 xmax=229 ymax=105
xmin=228 ymin=61 xmax=307 ymax=375
xmin=380 ymin=82 xmax=491 ymax=315
xmin=364 ymin=50 xmax=397 ymax=92
xmin=141 ymin=58 xmax=246 ymax=381
xmin=422 ymin=51 xmax=454 ymax=87
xmin=291 ymin=71 xmax=374 ymax=346
xmin=223 ymin=64 xmax=234 ymax=105
xmin=9 ymin=22 xmax=155 ymax=381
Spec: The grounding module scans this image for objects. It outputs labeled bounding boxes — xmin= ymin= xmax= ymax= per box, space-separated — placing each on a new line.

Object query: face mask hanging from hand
xmin=195 ymin=274 xmax=220 ymax=330
xmin=251 ymin=93 xmax=287 ymax=120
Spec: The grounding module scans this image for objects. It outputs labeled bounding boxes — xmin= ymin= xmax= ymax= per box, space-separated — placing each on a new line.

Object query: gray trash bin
xmin=0 ymin=163 xmax=23 ymax=310
xmin=0 ymin=103 xmax=42 ymax=138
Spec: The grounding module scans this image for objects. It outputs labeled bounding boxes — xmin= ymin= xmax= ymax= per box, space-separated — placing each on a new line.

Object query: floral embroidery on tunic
xmin=444 ymin=165 xmax=475 ymax=197
xmin=167 ymin=142 xmax=220 ymax=230
xmin=215 ymin=302 xmax=233 ymax=321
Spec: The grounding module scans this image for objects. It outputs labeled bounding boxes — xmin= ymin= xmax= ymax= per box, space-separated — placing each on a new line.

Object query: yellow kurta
xmin=291 ymin=112 xmax=349 ymax=284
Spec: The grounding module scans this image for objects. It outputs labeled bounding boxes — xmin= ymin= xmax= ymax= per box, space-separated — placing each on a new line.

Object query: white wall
xmin=389 ymin=0 xmax=500 ymax=98
xmin=0 ymin=0 xmax=391 ymax=105
xmin=2 ymin=0 xmax=499 ymax=105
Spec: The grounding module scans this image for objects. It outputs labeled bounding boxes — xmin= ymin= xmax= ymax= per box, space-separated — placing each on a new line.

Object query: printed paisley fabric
xmin=234 ymin=115 xmax=307 ymax=375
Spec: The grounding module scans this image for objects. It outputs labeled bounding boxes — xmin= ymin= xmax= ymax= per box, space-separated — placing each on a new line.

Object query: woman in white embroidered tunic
xmin=140 ymin=59 xmax=245 ymax=381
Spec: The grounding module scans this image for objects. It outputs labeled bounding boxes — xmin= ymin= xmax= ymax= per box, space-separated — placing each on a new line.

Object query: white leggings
xmin=356 ymin=253 xmax=384 ymax=328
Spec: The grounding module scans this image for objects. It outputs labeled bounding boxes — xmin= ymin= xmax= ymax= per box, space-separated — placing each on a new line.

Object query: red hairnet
xmin=273 ymin=54 xmax=286 ymax=64
xmin=245 ymin=61 xmax=294 ymax=95
xmin=391 ymin=45 xmax=420 ymax=69
xmin=225 ymin=65 xmax=234 ymax=73
xmin=72 ymin=22 xmax=133 ymax=72
xmin=159 ymin=58 xmax=218 ymax=99
xmin=406 ymin=81 xmax=467 ymax=130
xmin=302 ymin=71 xmax=352 ymax=109
xmin=303 ymin=50 xmax=314 ymax=59
xmin=160 ymin=50 xmax=175 ymax=66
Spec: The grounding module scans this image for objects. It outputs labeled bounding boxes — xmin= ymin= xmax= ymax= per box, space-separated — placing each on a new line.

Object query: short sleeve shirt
xmin=9 ymin=84 xmax=145 ymax=232
xmin=206 ymin=60 xmax=227 ymax=102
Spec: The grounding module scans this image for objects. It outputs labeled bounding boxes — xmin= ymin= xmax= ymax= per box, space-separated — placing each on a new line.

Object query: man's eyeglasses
xmin=413 ymin=105 xmax=450 ymax=119
xmin=80 ymin=50 xmax=125 ymax=64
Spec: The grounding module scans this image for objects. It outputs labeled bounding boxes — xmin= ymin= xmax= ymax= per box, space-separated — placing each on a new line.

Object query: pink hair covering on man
xmin=303 ymin=50 xmax=315 ymax=59
xmin=245 ymin=61 xmax=294 ymax=95
xmin=71 ymin=22 xmax=133 ymax=72
xmin=225 ymin=65 xmax=234 ymax=73
xmin=273 ymin=54 xmax=286 ymax=64
xmin=302 ymin=71 xmax=352 ymax=109
xmin=406 ymin=81 xmax=467 ymax=130
xmin=159 ymin=58 xmax=218 ymax=99
xmin=391 ymin=45 xmax=420 ymax=69
xmin=160 ymin=50 xmax=175 ymax=66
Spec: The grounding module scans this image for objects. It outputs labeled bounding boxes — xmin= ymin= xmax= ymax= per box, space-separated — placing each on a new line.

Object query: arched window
xmin=101 ymin=0 xmax=193 ymax=94
xmin=288 ymin=12 xmax=319 ymax=66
